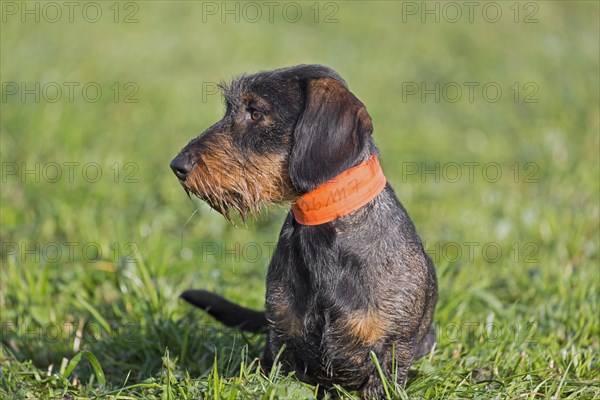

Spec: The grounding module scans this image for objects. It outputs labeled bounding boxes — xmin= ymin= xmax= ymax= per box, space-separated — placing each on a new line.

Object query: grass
xmin=1 ymin=1 xmax=598 ymax=399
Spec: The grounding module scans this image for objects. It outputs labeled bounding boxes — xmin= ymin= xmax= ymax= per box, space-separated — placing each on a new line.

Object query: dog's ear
xmin=289 ymin=77 xmax=373 ymax=193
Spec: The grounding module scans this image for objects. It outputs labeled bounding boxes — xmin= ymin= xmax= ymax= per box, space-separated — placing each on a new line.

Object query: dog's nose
xmin=170 ymin=155 xmax=194 ymax=181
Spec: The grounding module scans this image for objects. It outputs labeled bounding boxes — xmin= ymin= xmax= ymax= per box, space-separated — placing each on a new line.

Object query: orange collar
xmin=291 ymin=155 xmax=387 ymax=226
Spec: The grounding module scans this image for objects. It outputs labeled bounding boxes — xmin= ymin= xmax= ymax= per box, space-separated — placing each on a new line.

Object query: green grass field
xmin=1 ymin=1 xmax=598 ymax=398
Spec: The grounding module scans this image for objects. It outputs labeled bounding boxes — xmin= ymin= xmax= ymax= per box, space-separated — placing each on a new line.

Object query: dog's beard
xmin=181 ymin=162 xmax=294 ymax=223
xmin=181 ymin=180 xmax=251 ymax=223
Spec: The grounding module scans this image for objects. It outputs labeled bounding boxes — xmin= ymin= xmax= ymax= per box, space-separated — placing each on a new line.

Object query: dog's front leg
xmin=360 ymin=350 xmax=391 ymax=400
xmin=360 ymin=342 xmax=416 ymax=399
xmin=260 ymin=331 xmax=273 ymax=373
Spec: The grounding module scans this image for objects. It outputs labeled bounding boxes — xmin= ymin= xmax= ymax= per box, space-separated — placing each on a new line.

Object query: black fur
xmin=180 ymin=290 xmax=267 ymax=333
xmin=171 ymin=64 xmax=438 ymax=399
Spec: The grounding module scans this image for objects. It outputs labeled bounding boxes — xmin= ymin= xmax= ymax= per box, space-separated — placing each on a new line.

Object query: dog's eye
xmin=248 ymin=108 xmax=263 ymax=121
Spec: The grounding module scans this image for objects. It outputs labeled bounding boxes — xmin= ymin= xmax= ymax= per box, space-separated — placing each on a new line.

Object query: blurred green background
xmin=1 ymin=1 xmax=598 ymax=398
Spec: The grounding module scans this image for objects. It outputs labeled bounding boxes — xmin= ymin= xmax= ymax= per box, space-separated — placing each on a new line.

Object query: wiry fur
xmin=184 ymin=135 xmax=294 ymax=221
xmin=170 ymin=64 xmax=438 ymax=399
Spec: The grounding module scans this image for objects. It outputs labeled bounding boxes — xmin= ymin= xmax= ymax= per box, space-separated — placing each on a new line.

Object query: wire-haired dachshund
xmin=170 ymin=64 xmax=438 ymax=398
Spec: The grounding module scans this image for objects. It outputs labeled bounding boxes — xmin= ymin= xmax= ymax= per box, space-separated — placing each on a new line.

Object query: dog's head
xmin=170 ymin=64 xmax=374 ymax=220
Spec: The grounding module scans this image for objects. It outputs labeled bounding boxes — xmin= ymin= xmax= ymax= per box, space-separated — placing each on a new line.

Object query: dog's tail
xmin=180 ymin=289 xmax=268 ymax=333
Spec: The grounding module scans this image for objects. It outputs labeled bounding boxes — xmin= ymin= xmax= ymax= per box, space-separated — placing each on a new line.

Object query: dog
xmin=170 ymin=65 xmax=438 ymax=398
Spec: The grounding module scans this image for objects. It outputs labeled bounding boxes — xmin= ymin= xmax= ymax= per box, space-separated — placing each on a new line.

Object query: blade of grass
xmin=61 ymin=350 xmax=106 ymax=387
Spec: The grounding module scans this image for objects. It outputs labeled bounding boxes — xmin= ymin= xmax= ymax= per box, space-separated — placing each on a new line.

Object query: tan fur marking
xmin=241 ymin=92 xmax=254 ymax=103
xmin=345 ymin=309 xmax=388 ymax=345
xmin=185 ymin=133 xmax=296 ymax=220
xmin=273 ymin=302 xmax=302 ymax=337
xmin=270 ymin=284 xmax=302 ymax=337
